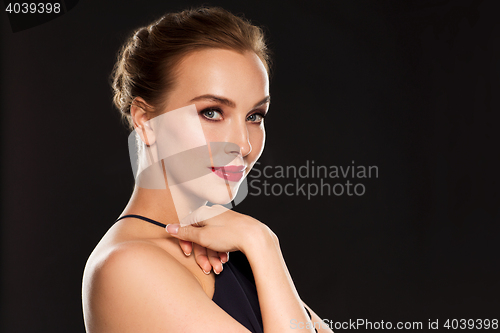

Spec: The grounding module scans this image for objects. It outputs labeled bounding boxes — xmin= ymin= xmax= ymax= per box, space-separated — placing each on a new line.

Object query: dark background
xmin=1 ymin=0 xmax=499 ymax=332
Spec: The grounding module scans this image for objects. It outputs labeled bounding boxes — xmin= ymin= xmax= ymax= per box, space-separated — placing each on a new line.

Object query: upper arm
xmin=302 ymin=301 xmax=334 ymax=333
xmin=86 ymin=241 xmax=251 ymax=333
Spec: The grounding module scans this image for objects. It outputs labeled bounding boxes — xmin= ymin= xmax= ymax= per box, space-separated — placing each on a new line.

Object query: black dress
xmin=115 ymin=215 xmax=316 ymax=333
xmin=212 ymin=251 xmax=263 ymax=332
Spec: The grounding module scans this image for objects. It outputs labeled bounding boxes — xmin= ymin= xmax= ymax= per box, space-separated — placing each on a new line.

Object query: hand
xmin=166 ymin=205 xmax=273 ymax=255
xmin=178 ymin=240 xmax=229 ymax=275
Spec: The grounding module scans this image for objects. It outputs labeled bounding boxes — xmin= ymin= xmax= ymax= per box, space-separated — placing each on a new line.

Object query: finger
xmin=178 ymin=240 xmax=192 ymax=256
xmin=218 ymin=251 xmax=229 ymax=264
xmin=207 ymin=249 xmax=223 ymax=275
xmin=167 ymin=223 xmax=214 ymax=250
xmin=166 ymin=224 xmax=202 ymax=244
xmin=193 ymin=243 xmax=212 ymax=275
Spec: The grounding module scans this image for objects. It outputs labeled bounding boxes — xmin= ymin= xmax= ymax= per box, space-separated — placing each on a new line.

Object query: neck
xmin=120 ymin=184 xmax=206 ymax=225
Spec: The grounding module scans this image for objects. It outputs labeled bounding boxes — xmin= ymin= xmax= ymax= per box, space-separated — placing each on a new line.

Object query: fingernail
xmin=202 ymin=268 xmax=210 ymax=275
xmin=214 ymin=266 xmax=223 ymax=275
xmin=183 ymin=251 xmax=191 ymax=256
xmin=166 ymin=224 xmax=179 ymax=235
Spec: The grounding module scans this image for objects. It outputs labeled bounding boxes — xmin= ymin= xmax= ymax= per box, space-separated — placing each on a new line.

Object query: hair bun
xmin=133 ymin=28 xmax=150 ymax=46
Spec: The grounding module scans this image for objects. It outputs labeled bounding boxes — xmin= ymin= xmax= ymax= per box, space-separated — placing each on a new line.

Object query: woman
xmin=82 ymin=6 xmax=332 ymax=333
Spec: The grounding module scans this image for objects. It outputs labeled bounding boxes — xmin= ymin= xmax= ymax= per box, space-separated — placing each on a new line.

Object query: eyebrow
xmin=189 ymin=94 xmax=271 ymax=109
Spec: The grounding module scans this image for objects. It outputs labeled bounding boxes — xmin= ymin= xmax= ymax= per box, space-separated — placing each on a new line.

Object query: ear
xmin=131 ymin=97 xmax=156 ymax=146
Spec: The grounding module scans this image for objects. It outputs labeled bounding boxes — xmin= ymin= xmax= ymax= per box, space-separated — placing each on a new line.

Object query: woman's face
xmin=156 ymin=48 xmax=270 ymax=207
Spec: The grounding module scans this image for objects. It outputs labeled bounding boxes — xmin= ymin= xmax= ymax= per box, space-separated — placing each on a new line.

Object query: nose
xmin=224 ymin=120 xmax=252 ymax=157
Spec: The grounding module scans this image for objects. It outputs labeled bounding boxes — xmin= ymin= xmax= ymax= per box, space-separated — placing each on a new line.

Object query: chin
xmin=175 ymin=172 xmax=248 ymax=208
xmin=203 ymin=184 xmax=242 ymax=205
xmin=204 ymin=178 xmax=250 ymax=207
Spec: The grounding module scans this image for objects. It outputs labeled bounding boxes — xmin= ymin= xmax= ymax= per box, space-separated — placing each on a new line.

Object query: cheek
xmin=249 ymin=126 xmax=265 ymax=158
xmin=154 ymin=105 xmax=207 ymax=156
xmin=198 ymin=121 xmax=220 ymax=143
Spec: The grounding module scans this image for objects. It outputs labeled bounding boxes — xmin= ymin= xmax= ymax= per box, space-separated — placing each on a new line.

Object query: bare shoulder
xmin=82 ymin=240 xmax=195 ymax=331
xmin=82 ymin=239 xmax=250 ymax=333
xmin=88 ymin=239 xmax=192 ymax=284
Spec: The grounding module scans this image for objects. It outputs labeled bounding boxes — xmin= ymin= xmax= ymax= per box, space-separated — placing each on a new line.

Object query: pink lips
xmin=210 ymin=165 xmax=246 ymax=182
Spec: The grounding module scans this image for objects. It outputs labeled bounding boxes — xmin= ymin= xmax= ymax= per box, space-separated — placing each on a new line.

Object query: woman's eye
xmin=201 ymin=108 xmax=223 ymax=121
xmin=247 ymin=113 xmax=264 ymax=123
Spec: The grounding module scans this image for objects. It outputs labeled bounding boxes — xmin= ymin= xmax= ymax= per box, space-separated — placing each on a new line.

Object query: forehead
xmin=172 ymin=48 xmax=269 ymax=105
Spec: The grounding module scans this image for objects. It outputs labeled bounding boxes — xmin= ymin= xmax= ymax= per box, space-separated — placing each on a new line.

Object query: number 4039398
xmin=5 ymin=2 xmax=61 ymax=14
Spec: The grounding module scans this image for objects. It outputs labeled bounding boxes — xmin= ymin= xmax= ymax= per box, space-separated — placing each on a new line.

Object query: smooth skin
xmin=82 ymin=48 xmax=332 ymax=333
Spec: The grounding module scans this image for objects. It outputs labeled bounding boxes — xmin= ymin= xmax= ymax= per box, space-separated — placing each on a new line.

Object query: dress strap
xmin=115 ymin=214 xmax=167 ymax=228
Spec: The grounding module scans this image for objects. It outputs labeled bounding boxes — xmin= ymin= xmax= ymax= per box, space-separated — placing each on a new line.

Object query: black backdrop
xmin=1 ymin=0 xmax=499 ymax=332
